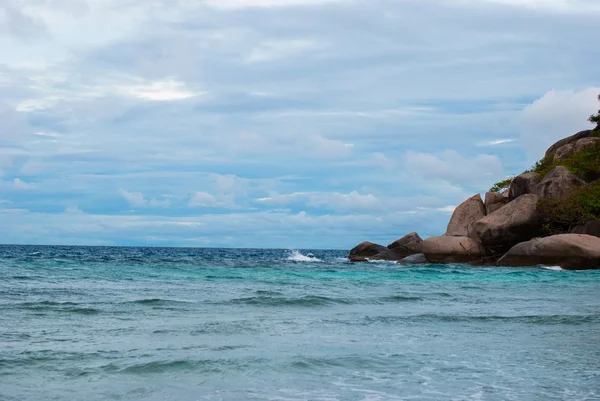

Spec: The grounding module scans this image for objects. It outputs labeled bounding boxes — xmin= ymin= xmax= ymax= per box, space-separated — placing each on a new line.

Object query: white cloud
xmin=522 ymin=87 xmax=599 ymax=162
xmin=475 ymin=0 xmax=600 ymax=12
xmin=205 ymin=0 xmax=346 ymax=10
xmin=115 ymin=78 xmax=202 ymax=101
xmin=13 ymin=178 xmax=35 ymax=190
xmin=436 ymin=206 xmax=457 ymax=213
xmin=404 ymin=150 xmax=503 ymax=186
xmin=188 ymin=191 xmax=218 ymax=207
xmin=478 ymin=138 xmax=517 ymax=146
xmin=119 ymin=189 xmax=171 ymax=208
xmin=65 ymin=205 xmax=84 ymax=214
xmin=245 ymin=39 xmax=324 ymax=63
xmin=257 ymin=190 xmax=383 ymax=213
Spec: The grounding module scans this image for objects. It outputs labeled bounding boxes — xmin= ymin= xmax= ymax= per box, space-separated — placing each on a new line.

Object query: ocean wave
xmin=285 ymin=250 xmax=322 ymax=262
xmin=127 ymin=298 xmax=192 ymax=306
xmin=364 ymin=314 xmax=600 ymax=325
xmin=227 ymin=295 xmax=350 ymax=307
xmin=12 ymin=301 xmax=100 ymax=315
xmin=541 ymin=265 xmax=564 ymax=271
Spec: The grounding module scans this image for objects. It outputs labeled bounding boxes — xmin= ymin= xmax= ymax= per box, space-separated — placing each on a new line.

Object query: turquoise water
xmin=1 ymin=245 xmax=599 ymax=401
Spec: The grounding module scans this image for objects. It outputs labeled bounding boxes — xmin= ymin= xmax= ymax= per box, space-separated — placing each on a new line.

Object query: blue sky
xmin=0 ymin=0 xmax=599 ymax=249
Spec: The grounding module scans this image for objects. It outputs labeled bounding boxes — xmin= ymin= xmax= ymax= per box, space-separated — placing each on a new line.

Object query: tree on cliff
xmin=590 ymin=93 xmax=600 ymax=130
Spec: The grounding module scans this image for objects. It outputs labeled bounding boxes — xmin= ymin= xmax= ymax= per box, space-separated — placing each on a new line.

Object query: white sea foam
xmin=366 ymin=259 xmax=398 ymax=264
xmin=540 ymin=265 xmax=563 ymax=271
xmin=285 ymin=250 xmax=322 ymax=262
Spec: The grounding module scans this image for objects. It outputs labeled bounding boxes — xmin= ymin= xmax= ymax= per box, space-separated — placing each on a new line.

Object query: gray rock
xmin=534 ymin=166 xmax=585 ymax=200
xmin=498 ymin=234 xmax=600 ymax=270
xmin=474 ymin=194 xmax=543 ymax=251
xmin=349 ymin=241 xmax=387 ymax=262
xmin=574 ymin=137 xmax=600 ymax=153
xmin=422 ymin=236 xmax=486 ymax=264
xmin=397 ymin=253 xmax=428 ymax=265
xmin=553 ymin=143 xmax=575 ymax=161
xmin=484 ymin=192 xmax=508 ymax=215
xmin=545 ymin=130 xmax=593 ymax=158
xmin=570 ymin=220 xmax=600 ymax=238
xmin=387 ymin=232 xmax=423 ymax=254
xmin=509 ymin=172 xmax=541 ymax=201
xmin=445 ymin=194 xmax=486 ymax=238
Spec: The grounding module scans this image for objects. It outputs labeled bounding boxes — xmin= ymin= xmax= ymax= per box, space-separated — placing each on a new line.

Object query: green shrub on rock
xmin=590 ymin=94 xmax=600 ymax=130
xmin=538 ymin=180 xmax=600 ymax=235
xmin=532 ymin=141 xmax=600 ymax=181
xmin=490 ymin=177 xmax=514 ymax=193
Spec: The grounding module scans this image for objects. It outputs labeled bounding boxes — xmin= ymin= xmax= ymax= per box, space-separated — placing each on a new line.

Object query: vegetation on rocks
xmin=538 ymin=181 xmax=600 ymax=234
xmin=490 ymin=176 xmax=514 ymax=193
xmin=590 ymin=94 xmax=600 ymax=129
xmin=531 ymin=141 xmax=600 ymax=180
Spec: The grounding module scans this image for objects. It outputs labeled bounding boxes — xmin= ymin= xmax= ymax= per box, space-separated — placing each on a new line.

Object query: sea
xmin=1 ymin=245 xmax=599 ymax=401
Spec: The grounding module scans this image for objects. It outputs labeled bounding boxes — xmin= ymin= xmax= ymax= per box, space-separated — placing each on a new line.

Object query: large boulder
xmin=573 ymin=137 xmax=600 ymax=154
xmin=498 ymin=234 xmax=600 ymax=270
xmin=570 ymin=220 xmax=600 ymax=238
xmin=545 ymin=130 xmax=593 ymax=158
xmin=349 ymin=241 xmax=387 ymax=262
xmin=474 ymin=194 xmax=543 ymax=251
xmin=484 ymin=192 xmax=508 ymax=215
xmin=534 ymin=166 xmax=585 ymax=200
xmin=445 ymin=194 xmax=486 ymax=238
xmin=397 ymin=253 xmax=428 ymax=265
xmin=350 ymin=233 xmax=423 ymax=262
xmin=387 ymin=232 xmax=423 ymax=255
xmin=508 ymin=172 xmax=541 ymax=200
xmin=554 ymin=143 xmax=575 ymax=161
xmin=422 ymin=236 xmax=486 ymax=264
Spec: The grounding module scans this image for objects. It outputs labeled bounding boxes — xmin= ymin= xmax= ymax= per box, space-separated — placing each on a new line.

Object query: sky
xmin=0 ymin=0 xmax=599 ymax=249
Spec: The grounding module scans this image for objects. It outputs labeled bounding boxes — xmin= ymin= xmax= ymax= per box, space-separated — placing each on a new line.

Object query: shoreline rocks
xmin=348 ymin=128 xmax=600 ymax=270
xmin=498 ymin=234 xmax=600 ymax=270
xmin=422 ymin=236 xmax=486 ymax=264
xmin=474 ymin=194 xmax=543 ymax=251
xmin=349 ymin=233 xmax=423 ymax=262
xmin=445 ymin=194 xmax=486 ymax=238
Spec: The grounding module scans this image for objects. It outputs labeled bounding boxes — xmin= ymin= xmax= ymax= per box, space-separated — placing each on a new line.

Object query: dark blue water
xmin=1 ymin=245 xmax=599 ymax=401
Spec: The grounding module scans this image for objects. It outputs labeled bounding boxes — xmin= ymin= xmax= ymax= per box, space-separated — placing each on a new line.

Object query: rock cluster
xmin=348 ymin=130 xmax=600 ymax=270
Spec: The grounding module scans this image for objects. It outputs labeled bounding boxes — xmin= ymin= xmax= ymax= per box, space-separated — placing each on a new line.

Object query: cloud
xmin=0 ymin=0 xmax=598 ymax=247
xmin=188 ymin=191 xmax=218 ymax=207
xmin=13 ymin=178 xmax=35 ymax=190
xmin=522 ymin=87 xmax=599 ymax=162
xmin=204 ymin=0 xmax=346 ymax=9
xmin=245 ymin=39 xmax=324 ymax=63
xmin=119 ymin=189 xmax=171 ymax=208
xmin=115 ymin=78 xmax=202 ymax=101
xmin=257 ymin=190 xmax=383 ymax=213
xmin=403 ymin=150 xmax=503 ymax=187
xmin=478 ymin=138 xmax=517 ymax=146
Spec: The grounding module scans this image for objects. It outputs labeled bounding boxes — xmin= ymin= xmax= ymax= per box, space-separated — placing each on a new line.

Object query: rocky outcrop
xmin=474 ymin=194 xmax=543 ymax=251
xmin=570 ymin=220 xmax=600 ymax=238
xmin=349 ymin=241 xmax=387 ymax=262
xmin=350 ymin=233 xmax=423 ymax=261
xmin=422 ymin=236 xmax=486 ymax=264
xmin=445 ymin=194 xmax=486 ymax=238
xmin=545 ymin=130 xmax=593 ymax=158
xmin=534 ymin=166 xmax=585 ymax=200
xmin=387 ymin=232 xmax=423 ymax=254
xmin=397 ymin=253 xmax=428 ymax=265
xmin=508 ymin=172 xmax=541 ymax=200
xmin=484 ymin=192 xmax=508 ymax=215
xmin=554 ymin=143 xmax=575 ymax=161
xmin=574 ymin=137 xmax=600 ymax=153
xmin=498 ymin=234 xmax=600 ymax=270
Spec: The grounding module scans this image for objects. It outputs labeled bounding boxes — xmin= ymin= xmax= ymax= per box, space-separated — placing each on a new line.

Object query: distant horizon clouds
xmin=0 ymin=0 xmax=598 ymax=248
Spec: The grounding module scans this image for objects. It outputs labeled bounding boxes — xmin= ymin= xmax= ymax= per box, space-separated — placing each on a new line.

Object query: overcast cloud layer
xmin=0 ymin=0 xmax=599 ymax=248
